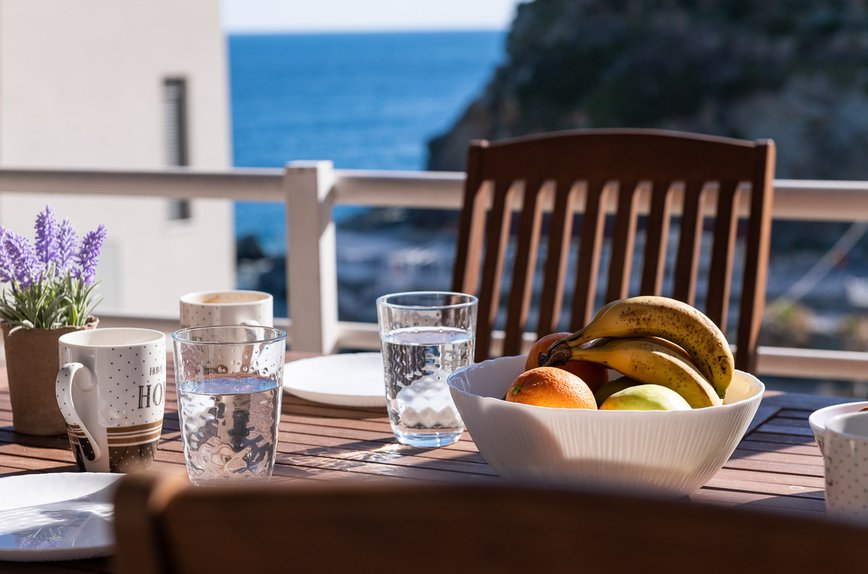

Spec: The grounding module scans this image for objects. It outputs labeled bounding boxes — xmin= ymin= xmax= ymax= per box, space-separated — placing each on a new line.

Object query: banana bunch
xmin=541 ymin=296 xmax=734 ymax=409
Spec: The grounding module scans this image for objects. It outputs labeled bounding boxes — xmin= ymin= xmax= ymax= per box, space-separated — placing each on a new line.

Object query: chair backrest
xmin=115 ymin=473 xmax=864 ymax=574
xmin=452 ymin=128 xmax=775 ymax=371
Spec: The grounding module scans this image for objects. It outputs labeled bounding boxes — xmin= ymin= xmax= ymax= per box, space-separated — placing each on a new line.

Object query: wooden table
xmin=0 ymin=353 xmax=858 ymax=572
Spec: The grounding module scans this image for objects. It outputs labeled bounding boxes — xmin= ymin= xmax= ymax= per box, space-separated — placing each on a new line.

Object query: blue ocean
xmin=230 ymin=31 xmax=505 ymax=255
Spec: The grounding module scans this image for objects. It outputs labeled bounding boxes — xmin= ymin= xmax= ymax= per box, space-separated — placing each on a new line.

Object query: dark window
xmin=164 ymin=78 xmax=191 ymax=220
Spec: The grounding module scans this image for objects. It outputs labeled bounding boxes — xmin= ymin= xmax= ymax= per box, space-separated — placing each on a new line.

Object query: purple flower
xmin=34 ymin=206 xmax=58 ymax=266
xmin=0 ymin=207 xmax=107 ymax=329
xmin=74 ymin=225 xmax=106 ymax=284
xmin=56 ymin=218 xmax=77 ymax=273
xmin=4 ymin=231 xmax=39 ymax=287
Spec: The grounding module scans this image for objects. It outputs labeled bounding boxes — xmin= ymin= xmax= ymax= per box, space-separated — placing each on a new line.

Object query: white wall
xmin=0 ymin=0 xmax=233 ymax=318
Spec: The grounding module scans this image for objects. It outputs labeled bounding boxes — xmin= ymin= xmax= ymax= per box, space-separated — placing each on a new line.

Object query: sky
xmin=220 ymin=0 xmax=524 ymax=32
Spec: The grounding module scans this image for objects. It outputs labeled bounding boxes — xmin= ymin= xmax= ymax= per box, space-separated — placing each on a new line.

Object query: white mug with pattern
xmin=179 ymin=290 xmax=273 ymax=328
xmin=823 ymin=411 xmax=868 ymax=522
xmin=56 ymin=328 xmax=166 ymax=473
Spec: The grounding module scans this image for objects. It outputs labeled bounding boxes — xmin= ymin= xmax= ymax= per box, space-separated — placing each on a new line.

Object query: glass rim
xmin=172 ymin=325 xmax=286 ymax=345
xmin=376 ymin=291 xmax=478 ymax=311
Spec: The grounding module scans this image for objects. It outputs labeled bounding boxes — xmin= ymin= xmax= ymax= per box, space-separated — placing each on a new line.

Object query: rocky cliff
xmin=427 ymin=0 xmax=868 ymax=179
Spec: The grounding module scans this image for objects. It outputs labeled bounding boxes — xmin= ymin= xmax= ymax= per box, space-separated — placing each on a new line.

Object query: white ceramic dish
xmin=0 ymin=472 xmax=122 ymax=561
xmin=448 ymin=355 xmax=764 ymax=497
xmin=283 ymin=353 xmax=386 ymax=408
xmin=808 ymin=400 xmax=868 ymax=454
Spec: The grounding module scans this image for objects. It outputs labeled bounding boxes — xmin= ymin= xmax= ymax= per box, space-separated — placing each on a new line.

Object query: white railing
xmin=1 ymin=163 xmax=867 ymax=382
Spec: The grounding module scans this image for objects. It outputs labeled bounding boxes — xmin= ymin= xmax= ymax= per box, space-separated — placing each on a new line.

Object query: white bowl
xmin=448 ymin=355 xmax=764 ymax=497
xmin=808 ymin=401 xmax=868 ymax=455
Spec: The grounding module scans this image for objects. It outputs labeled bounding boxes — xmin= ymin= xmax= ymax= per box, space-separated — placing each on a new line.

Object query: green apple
xmin=594 ymin=376 xmax=640 ymax=405
xmin=599 ymin=384 xmax=692 ymax=411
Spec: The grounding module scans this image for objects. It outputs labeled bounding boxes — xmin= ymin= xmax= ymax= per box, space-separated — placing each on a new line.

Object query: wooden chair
xmin=114 ymin=473 xmax=865 ymax=574
xmin=452 ymin=129 xmax=775 ymax=372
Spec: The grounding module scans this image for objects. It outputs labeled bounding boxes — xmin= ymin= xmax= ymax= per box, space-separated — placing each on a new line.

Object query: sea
xmin=230 ymin=31 xmax=505 ymax=255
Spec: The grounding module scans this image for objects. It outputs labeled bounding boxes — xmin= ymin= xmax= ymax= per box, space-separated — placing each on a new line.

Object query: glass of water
xmin=172 ymin=326 xmax=285 ymax=484
xmin=376 ymin=291 xmax=477 ymax=448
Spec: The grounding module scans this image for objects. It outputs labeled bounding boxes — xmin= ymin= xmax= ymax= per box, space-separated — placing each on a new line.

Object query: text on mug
xmin=138 ymin=383 xmax=164 ymax=409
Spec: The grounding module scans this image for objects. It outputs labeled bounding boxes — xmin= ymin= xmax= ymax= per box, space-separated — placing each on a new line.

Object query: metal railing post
xmin=284 ymin=161 xmax=339 ymax=353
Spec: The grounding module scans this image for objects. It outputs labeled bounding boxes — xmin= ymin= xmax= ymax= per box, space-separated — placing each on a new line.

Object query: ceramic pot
xmin=1 ymin=318 xmax=98 ymax=436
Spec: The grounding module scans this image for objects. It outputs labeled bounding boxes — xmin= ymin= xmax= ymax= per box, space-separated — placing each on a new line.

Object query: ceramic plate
xmin=0 ymin=472 xmax=122 ymax=561
xmin=283 ymin=353 xmax=386 ymax=408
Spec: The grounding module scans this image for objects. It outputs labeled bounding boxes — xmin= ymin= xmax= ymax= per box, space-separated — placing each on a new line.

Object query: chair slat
xmin=475 ymin=179 xmax=516 ymax=361
xmin=640 ymin=180 xmax=674 ymax=295
xmin=606 ymin=180 xmax=641 ymax=302
xmin=736 ymin=141 xmax=776 ymax=372
xmin=537 ymin=180 xmax=577 ymax=336
xmin=705 ymin=181 xmax=741 ymax=332
xmin=570 ymin=180 xmax=609 ymax=329
xmin=503 ymin=180 xmax=545 ymax=356
xmin=452 ymin=142 xmax=488 ymax=295
xmin=672 ymin=181 xmax=706 ymax=305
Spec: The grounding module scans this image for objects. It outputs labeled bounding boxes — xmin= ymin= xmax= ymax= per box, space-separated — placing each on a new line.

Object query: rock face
xmin=427 ymin=0 xmax=868 ymax=179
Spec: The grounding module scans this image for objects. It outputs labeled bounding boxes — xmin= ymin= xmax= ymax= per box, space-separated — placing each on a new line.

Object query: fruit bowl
xmin=448 ymin=355 xmax=764 ymax=497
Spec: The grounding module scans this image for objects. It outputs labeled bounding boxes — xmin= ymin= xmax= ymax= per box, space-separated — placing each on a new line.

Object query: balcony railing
xmin=1 ymin=163 xmax=867 ymax=383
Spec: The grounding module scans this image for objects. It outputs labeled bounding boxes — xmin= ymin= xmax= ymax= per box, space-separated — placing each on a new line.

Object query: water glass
xmin=376 ymin=291 xmax=477 ymax=448
xmin=172 ymin=326 xmax=285 ymax=484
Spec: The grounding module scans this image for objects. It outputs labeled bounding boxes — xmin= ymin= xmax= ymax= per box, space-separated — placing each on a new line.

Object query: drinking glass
xmin=172 ymin=326 xmax=285 ymax=484
xmin=376 ymin=291 xmax=477 ymax=447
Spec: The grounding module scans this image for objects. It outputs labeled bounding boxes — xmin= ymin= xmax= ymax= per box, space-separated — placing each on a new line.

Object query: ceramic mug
xmin=809 ymin=401 xmax=868 ymax=455
xmin=823 ymin=411 xmax=868 ymax=522
xmin=56 ymin=328 xmax=166 ymax=473
xmin=180 ymin=290 xmax=273 ymax=328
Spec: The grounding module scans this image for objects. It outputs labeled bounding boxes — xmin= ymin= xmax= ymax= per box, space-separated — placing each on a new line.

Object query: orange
xmin=506 ymin=367 xmax=597 ymax=409
xmin=525 ymin=332 xmax=609 ymax=393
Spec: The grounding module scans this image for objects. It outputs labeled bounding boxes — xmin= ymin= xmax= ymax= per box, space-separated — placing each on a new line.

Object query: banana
xmin=639 ymin=336 xmax=693 ymax=364
xmin=543 ymin=296 xmax=734 ymax=399
xmin=565 ymin=337 xmax=722 ymax=408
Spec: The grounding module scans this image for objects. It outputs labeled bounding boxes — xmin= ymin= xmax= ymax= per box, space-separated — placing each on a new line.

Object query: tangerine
xmin=525 ymin=332 xmax=609 ymax=392
xmin=506 ymin=367 xmax=597 ymax=409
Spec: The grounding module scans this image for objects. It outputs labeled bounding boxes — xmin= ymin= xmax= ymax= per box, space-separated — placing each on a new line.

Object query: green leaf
xmin=0 ymin=274 xmax=101 ymax=329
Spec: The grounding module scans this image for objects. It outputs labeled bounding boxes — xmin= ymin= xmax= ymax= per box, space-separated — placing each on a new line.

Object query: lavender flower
xmin=4 ymin=231 xmax=39 ymax=287
xmin=74 ymin=225 xmax=106 ymax=285
xmin=34 ymin=206 xmax=58 ymax=266
xmin=56 ymin=218 xmax=77 ymax=273
xmin=0 ymin=208 xmax=106 ymax=329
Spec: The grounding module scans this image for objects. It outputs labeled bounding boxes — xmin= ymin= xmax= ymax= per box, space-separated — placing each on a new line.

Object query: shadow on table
xmin=277 ymin=437 xmax=493 ymax=480
xmin=0 ymin=465 xmax=80 ymax=478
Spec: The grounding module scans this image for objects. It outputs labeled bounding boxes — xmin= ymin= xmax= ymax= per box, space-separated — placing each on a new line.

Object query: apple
xmin=594 ymin=376 xmax=640 ymax=405
xmin=599 ymin=384 xmax=691 ymax=411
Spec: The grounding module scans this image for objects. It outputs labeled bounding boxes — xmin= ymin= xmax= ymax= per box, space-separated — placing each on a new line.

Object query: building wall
xmin=0 ymin=0 xmax=233 ymax=318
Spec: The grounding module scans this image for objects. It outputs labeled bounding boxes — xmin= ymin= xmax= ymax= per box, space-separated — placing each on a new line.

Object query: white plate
xmin=283 ymin=353 xmax=386 ymax=408
xmin=0 ymin=472 xmax=123 ymax=561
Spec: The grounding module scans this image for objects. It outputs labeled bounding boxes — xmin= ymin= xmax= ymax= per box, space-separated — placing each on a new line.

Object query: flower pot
xmin=1 ymin=319 xmax=98 ymax=436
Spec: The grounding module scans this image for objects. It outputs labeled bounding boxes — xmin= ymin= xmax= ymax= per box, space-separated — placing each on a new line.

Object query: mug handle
xmin=56 ymin=362 xmax=102 ymax=463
